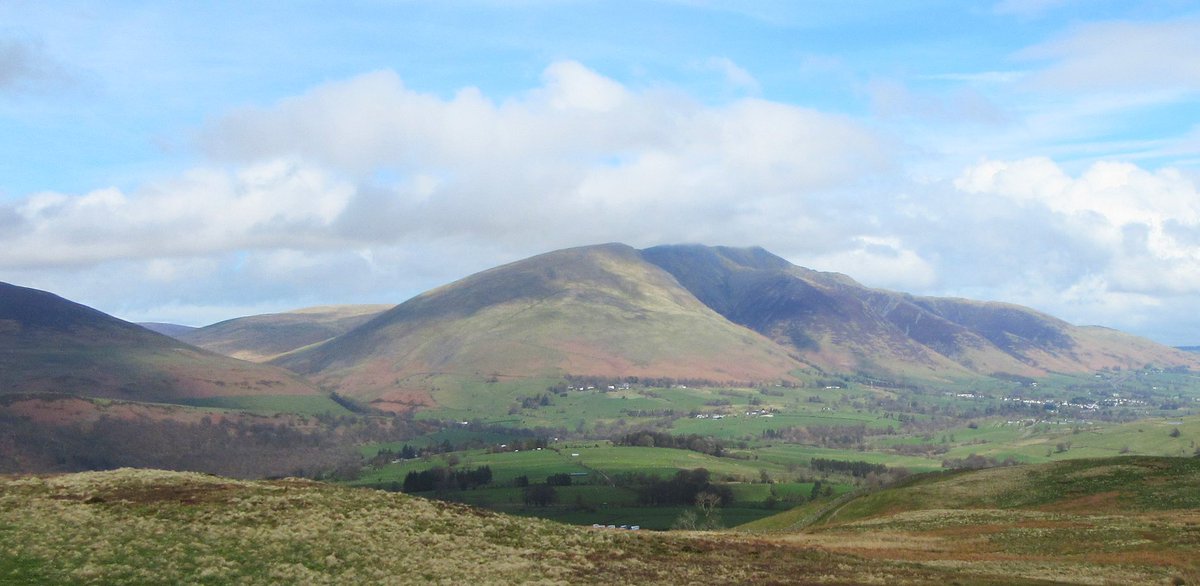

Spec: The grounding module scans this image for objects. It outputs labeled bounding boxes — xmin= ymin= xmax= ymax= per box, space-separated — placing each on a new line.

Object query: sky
xmin=2 ymin=1 xmax=1200 ymax=345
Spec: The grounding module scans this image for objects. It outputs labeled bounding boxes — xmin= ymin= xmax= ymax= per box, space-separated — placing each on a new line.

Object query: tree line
xmin=401 ymin=465 xmax=494 ymax=492
xmin=613 ymin=430 xmax=727 ymax=457
xmin=809 ymin=458 xmax=888 ymax=478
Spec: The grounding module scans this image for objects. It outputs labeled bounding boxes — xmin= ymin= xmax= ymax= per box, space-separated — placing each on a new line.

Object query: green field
xmin=339 ymin=371 xmax=1200 ymax=532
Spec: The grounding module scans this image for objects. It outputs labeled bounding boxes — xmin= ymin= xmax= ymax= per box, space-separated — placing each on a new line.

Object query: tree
xmin=546 ymin=473 xmax=572 ymax=486
xmin=523 ymin=483 xmax=557 ymax=507
xmin=694 ymin=491 xmax=723 ymax=529
xmin=671 ymin=509 xmax=698 ymax=530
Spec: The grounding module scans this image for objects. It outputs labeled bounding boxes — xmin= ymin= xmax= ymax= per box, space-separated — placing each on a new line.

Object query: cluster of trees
xmin=515 ymin=473 xmax=575 ymax=506
xmin=614 ymin=431 xmax=727 ymax=457
xmin=629 ymin=468 xmax=734 ymax=507
xmin=760 ymin=424 xmax=878 ymax=449
xmin=368 ymin=445 xmax=419 ymax=466
xmin=510 ymin=394 xmax=554 ymax=413
xmin=523 ymin=483 xmax=558 ymax=506
xmin=545 ymin=473 xmax=574 ymax=486
xmin=809 ymin=458 xmax=889 ymax=478
xmin=401 ymin=465 xmax=494 ymax=493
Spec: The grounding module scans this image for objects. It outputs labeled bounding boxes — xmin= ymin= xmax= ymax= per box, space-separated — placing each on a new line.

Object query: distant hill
xmin=177 ymin=304 xmax=393 ymax=362
xmin=0 ymin=281 xmax=322 ymax=403
xmin=271 ymin=243 xmax=1198 ymax=410
xmin=273 ymin=244 xmax=803 ymax=411
xmin=139 ymin=322 xmax=198 ymax=337
xmin=643 ymin=244 xmax=1200 ymax=379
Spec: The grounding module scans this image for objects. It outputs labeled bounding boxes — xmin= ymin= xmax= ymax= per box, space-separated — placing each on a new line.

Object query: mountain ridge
xmin=273 ymin=244 xmax=805 ymax=411
xmin=0 ymin=281 xmax=322 ymax=403
xmin=265 ymin=243 xmax=1197 ymax=411
xmin=6 ymin=243 xmax=1195 ymax=412
xmin=642 ymin=244 xmax=1200 ymax=379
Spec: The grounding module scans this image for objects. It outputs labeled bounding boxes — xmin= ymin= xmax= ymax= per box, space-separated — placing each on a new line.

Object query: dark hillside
xmin=0 ymin=281 xmax=321 ymax=403
xmin=643 ymin=244 xmax=1199 ymax=379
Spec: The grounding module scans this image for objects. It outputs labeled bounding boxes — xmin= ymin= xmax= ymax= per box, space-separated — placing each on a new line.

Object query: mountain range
xmin=4 ymin=243 xmax=1197 ymax=413
xmin=265 ymin=243 xmax=1197 ymax=410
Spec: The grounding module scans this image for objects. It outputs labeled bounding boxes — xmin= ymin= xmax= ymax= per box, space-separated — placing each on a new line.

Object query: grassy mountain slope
xmin=177 ymin=304 xmax=393 ymax=362
xmin=0 ymin=282 xmax=322 ymax=403
xmin=741 ymin=456 xmax=1200 ymax=584
xmin=643 ymin=244 xmax=1200 ymax=380
xmin=0 ymin=468 xmax=1054 ymax=585
xmin=274 ymin=244 xmax=803 ymax=412
xmin=642 ymin=245 xmax=983 ymax=378
xmin=138 ymin=322 xmax=197 ymax=337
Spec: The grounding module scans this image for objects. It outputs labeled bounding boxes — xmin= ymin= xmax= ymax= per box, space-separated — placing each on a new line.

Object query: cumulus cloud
xmin=182 ymin=61 xmax=890 ymax=255
xmin=954 ymin=157 xmax=1200 ymax=304
xmin=0 ymin=61 xmax=899 ymax=320
xmin=8 ymin=58 xmax=1200 ymax=343
xmin=797 ymin=236 xmax=937 ymax=291
xmin=0 ymin=159 xmax=354 ymax=268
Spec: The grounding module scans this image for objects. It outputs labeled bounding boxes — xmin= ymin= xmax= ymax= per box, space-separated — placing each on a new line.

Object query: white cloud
xmin=190 ymin=60 xmax=890 ymax=252
xmin=1019 ymin=18 xmax=1200 ymax=93
xmin=0 ymin=61 xmax=896 ymax=323
xmin=539 ymin=60 xmax=630 ymax=111
xmin=797 ymin=236 xmax=937 ymax=291
xmin=0 ymin=159 xmax=354 ymax=268
xmin=955 ymin=157 xmax=1200 ymax=298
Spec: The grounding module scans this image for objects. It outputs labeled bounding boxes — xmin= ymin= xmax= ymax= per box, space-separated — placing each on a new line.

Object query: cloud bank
xmin=2 ymin=58 xmax=1199 ymax=344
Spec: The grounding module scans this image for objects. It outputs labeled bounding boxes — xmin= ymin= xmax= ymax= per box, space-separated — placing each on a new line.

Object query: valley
xmin=3 ymin=243 xmax=1200 ymax=584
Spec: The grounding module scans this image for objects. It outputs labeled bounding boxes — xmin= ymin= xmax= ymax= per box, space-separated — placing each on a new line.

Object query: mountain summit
xmin=269 ymin=243 xmax=1197 ymax=410
xmin=273 ymin=244 xmax=802 ymax=411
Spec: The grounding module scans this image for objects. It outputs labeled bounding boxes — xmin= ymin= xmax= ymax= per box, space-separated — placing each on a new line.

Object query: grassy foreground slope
xmin=0 ymin=469 xmax=1040 ymax=586
xmin=742 ymin=456 xmax=1200 ymax=585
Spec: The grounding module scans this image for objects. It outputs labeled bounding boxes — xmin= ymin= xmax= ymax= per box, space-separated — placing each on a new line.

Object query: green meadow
xmin=340 ymin=370 xmax=1200 ymax=530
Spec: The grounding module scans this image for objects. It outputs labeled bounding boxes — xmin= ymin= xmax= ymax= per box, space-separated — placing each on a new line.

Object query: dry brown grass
xmin=1 ymin=469 xmax=1050 ymax=585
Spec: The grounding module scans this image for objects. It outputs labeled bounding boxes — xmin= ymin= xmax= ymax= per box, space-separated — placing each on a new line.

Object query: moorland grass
xmin=1 ymin=468 xmax=1045 ymax=585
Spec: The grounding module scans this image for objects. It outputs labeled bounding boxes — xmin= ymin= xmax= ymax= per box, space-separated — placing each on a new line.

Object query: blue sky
xmin=2 ymin=0 xmax=1200 ymax=344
